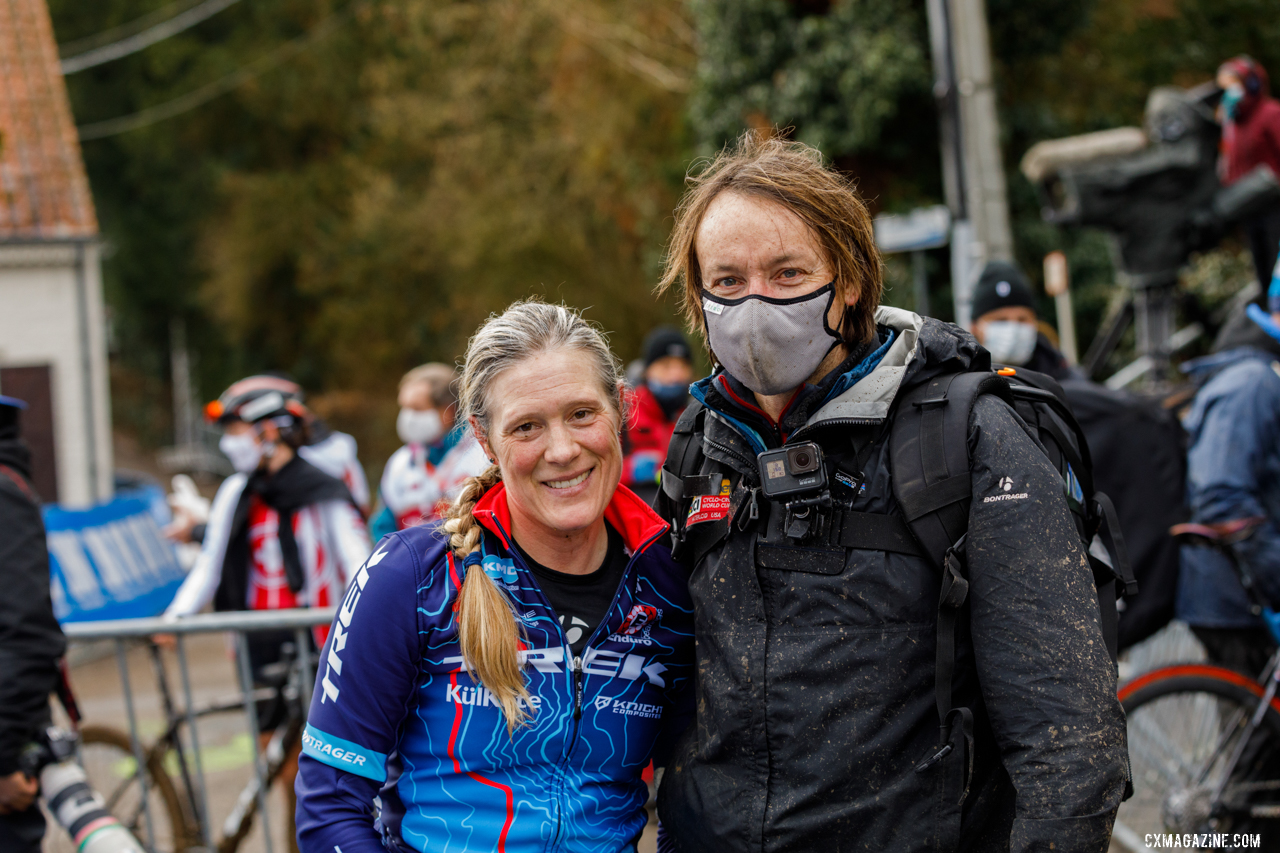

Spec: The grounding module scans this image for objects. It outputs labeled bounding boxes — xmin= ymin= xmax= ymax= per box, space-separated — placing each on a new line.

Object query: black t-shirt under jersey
xmin=518 ymin=524 xmax=627 ymax=658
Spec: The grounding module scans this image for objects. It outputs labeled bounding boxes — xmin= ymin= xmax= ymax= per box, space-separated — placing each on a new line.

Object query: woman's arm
xmin=164 ymin=474 xmax=247 ymax=617
xmin=296 ymin=532 xmax=423 ymax=851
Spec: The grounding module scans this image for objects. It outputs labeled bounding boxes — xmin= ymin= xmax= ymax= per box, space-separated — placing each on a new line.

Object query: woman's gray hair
xmin=458 ymin=299 xmax=625 ymax=440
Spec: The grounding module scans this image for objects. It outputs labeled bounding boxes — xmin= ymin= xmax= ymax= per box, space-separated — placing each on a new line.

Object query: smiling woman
xmin=296 ymin=300 xmax=696 ymax=853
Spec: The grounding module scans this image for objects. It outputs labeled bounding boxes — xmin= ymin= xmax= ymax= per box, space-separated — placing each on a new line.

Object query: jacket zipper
xmin=787 ymin=416 xmax=885 ymax=445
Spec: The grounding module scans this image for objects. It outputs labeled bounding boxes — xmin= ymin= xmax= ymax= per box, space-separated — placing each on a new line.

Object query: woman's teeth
xmin=546 ymin=470 xmax=590 ymax=490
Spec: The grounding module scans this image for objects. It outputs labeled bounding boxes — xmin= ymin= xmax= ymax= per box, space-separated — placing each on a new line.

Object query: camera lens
xmin=786 ymin=443 xmax=820 ymax=474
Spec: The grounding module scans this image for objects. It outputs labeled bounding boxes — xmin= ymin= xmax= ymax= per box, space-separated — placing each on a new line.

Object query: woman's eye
xmin=779 ymin=268 xmax=801 ymax=279
xmin=710 ymin=277 xmax=740 ymax=291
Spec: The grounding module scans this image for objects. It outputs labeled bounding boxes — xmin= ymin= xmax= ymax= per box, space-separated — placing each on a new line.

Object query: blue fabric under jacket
xmin=1177 ymin=346 xmax=1280 ymax=628
xmin=295 ymin=483 xmax=695 ymax=852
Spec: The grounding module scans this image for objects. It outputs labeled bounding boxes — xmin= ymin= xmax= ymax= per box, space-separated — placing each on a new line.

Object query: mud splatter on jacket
xmin=656 ymin=307 xmax=1128 ymax=853
xmin=295 ymin=483 xmax=694 ymax=852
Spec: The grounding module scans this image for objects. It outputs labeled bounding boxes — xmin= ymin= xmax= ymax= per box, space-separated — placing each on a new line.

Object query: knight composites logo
xmin=611 ymin=604 xmax=660 ymax=645
xmin=594 ymin=695 xmax=613 ymax=711
xmin=984 ymin=475 xmax=1029 ymax=504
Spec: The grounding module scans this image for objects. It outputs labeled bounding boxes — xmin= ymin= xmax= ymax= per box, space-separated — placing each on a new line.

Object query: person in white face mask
xmin=159 ymin=378 xmax=371 ymax=851
xmin=370 ymin=363 xmax=489 ymax=540
xmin=970 ymin=260 xmax=1080 ymax=380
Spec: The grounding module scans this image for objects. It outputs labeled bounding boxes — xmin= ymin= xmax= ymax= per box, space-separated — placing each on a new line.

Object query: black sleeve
xmin=0 ymin=483 xmax=66 ymax=775
xmin=964 ymin=396 xmax=1129 ymax=853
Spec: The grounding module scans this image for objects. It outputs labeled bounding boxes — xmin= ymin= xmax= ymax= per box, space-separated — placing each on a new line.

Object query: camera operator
xmin=0 ymin=395 xmax=66 ymax=851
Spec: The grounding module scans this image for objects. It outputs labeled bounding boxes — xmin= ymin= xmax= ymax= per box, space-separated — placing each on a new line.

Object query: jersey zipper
xmin=787 ymin=415 xmax=885 ymax=445
xmin=538 ymin=527 xmax=666 ymax=852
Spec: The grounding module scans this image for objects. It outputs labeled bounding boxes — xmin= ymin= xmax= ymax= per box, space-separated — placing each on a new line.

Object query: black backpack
xmin=660 ymin=364 xmax=1138 ymax=778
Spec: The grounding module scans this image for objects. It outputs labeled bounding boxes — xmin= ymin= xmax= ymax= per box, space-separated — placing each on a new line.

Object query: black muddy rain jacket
xmin=656 ymin=307 xmax=1129 ymax=853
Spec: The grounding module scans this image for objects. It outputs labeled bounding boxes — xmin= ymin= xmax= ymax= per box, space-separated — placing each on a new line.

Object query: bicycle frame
xmin=1166 ymin=523 xmax=1280 ymax=820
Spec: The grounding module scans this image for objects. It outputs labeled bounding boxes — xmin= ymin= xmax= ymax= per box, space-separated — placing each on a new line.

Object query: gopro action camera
xmin=758 ymin=441 xmax=826 ymax=500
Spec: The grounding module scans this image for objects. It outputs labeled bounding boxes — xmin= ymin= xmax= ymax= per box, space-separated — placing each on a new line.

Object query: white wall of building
xmin=0 ymin=241 xmax=112 ymax=506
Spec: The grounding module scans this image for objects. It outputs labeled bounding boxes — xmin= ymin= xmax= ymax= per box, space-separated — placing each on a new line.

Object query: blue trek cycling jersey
xmin=295 ymin=482 xmax=695 ymax=853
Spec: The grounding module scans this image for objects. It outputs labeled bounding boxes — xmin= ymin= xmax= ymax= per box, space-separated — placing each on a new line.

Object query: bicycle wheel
xmin=1115 ymin=664 xmax=1280 ymax=851
xmin=41 ymin=724 xmax=194 ymax=853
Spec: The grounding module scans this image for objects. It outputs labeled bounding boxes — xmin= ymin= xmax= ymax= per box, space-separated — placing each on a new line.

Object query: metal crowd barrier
xmin=63 ymin=607 xmax=336 ymax=853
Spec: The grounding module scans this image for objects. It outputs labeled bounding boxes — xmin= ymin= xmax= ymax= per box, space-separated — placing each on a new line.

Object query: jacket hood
xmin=807 ymin=306 xmax=986 ymax=427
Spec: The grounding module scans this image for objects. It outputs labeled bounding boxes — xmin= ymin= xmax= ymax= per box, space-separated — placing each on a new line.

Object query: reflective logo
xmin=594 ymin=695 xmax=612 ymax=711
xmin=983 ymin=477 xmax=1029 ymax=504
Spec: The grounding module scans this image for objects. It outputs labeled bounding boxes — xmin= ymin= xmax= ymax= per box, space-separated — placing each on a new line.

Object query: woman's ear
xmin=470 ymin=415 xmax=495 ymax=463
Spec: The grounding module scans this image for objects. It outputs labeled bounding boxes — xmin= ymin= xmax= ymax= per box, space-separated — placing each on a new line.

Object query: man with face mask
xmin=970 ymin=260 xmax=1080 ymax=380
xmin=370 ymin=363 xmax=489 ymax=540
xmin=622 ymin=326 xmax=695 ymax=505
xmin=652 ymin=134 xmax=1127 ymax=853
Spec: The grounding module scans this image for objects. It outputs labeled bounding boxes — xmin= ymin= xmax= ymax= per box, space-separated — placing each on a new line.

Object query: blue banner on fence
xmin=45 ymin=487 xmax=187 ymax=624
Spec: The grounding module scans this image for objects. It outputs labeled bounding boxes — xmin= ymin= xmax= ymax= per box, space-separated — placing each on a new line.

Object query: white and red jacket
xmin=379 ymin=434 xmax=488 ymax=530
xmin=165 ymin=472 xmax=371 ymax=619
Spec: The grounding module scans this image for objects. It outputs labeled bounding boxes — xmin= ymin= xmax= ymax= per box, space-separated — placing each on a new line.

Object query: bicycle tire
xmin=1115 ymin=664 xmax=1280 ymax=851
xmin=68 ymin=724 xmax=195 ymax=852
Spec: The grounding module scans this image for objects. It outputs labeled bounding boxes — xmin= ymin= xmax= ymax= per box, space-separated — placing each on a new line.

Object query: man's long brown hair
xmin=657 ymin=131 xmax=884 ymax=351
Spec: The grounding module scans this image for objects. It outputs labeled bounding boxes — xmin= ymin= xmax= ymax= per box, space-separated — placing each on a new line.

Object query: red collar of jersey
xmin=471 ymin=480 xmax=669 ymax=554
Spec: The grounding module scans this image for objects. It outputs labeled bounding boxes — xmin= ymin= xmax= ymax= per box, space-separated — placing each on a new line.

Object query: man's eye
xmin=514 ymin=422 xmax=535 ymax=433
xmin=571 ymin=409 xmax=593 ymax=421
xmin=780 ymin=268 xmax=801 ymax=279
xmin=711 ymin=277 xmax=740 ymax=290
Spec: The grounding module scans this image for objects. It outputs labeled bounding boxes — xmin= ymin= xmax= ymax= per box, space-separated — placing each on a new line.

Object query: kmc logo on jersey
xmin=482 ymin=554 xmax=519 ymax=586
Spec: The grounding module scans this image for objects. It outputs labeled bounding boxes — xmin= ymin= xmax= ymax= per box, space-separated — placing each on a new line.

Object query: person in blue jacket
xmin=295 ymin=300 xmax=695 ymax=852
xmin=1178 ymin=280 xmax=1280 ymax=677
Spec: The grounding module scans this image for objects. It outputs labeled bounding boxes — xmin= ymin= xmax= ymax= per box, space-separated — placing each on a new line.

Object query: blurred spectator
xmin=0 ymin=395 xmax=65 ymax=852
xmin=1178 ymin=295 xmax=1280 ymax=676
xmin=369 ymin=363 xmax=488 ymax=541
xmin=974 ymin=260 xmax=1186 ymax=651
xmin=1217 ymin=56 xmax=1280 ymax=288
xmin=162 ymin=379 xmax=371 ymax=851
xmin=969 ymin=260 xmax=1079 ymax=379
xmin=622 ymin=326 xmax=694 ymax=505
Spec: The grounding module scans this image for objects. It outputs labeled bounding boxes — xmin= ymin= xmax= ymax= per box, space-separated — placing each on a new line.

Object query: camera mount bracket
xmin=784 ymin=490 xmax=833 ymax=541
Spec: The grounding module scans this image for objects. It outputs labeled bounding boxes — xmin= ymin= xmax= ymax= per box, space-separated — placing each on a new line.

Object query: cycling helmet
xmin=205 ymin=375 xmax=307 ymax=430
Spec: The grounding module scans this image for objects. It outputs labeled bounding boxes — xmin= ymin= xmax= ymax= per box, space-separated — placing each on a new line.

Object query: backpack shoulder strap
xmin=889 ymin=370 xmax=1013 ymax=569
xmin=659 ymin=399 xmax=708 ymax=508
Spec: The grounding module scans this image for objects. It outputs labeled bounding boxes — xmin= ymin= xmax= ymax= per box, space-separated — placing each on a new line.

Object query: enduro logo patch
xmin=687 ymin=495 xmax=731 ymax=526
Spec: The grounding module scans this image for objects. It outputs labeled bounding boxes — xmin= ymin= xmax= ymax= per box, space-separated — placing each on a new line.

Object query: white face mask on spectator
xmin=397 ymin=407 xmax=445 ymax=446
xmin=982 ymin=321 xmax=1037 ymax=366
xmin=219 ymin=432 xmax=264 ymax=473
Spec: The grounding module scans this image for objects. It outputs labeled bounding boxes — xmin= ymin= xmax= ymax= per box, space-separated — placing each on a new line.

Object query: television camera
xmin=1021 ymin=83 xmax=1280 ymax=380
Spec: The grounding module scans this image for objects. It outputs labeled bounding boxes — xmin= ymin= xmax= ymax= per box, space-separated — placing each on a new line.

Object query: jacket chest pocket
xmin=756 ymin=548 xmax=939 ymax=630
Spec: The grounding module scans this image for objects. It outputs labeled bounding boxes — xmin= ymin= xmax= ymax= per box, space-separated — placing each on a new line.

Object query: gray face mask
xmin=701 ymin=283 xmax=842 ymax=396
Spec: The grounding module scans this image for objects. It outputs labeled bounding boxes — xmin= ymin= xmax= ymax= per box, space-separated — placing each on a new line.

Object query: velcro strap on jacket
xmin=835 ymin=510 xmax=922 ymax=556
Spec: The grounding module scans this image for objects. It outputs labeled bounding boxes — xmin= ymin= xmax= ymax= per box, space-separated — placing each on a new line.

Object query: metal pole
xmin=176 ymin=634 xmax=214 ymax=849
xmin=115 ymin=640 xmax=157 ymax=848
xmin=294 ymin=627 xmax=315 ymax=718
xmin=236 ymin=632 xmax=275 ymax=853
xmin=911 ymin=250 xmax=931 ymax=317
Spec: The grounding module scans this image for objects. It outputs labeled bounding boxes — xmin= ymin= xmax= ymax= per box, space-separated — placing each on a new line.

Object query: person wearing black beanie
xmin=623 ymin=326 xmax=695 ymax=505
xmin=970 ymin=260 xmax=1078 ymax=380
